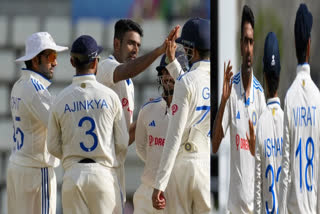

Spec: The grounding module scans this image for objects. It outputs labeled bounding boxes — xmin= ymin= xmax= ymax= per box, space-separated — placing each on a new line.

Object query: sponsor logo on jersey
xmin=31 ymin=78 xmax=45 ymax=91
xmin=172 ymin=104 xmax=178 ymax=115
xmin=122 ymin=98 xmax=128 ymax=107
xmin=149 ymin=135 xmax=154 ymax=146
xmin=149 ymin=120 xmax=156 ymax=127
xmin=11 ymin=96 xmax=21 ymax=110
xmin=148 ymin=135 xmax=165 ymax=146
xmin=236 ymin=134 xmax=249 ymax=151
xmin=236 ymin=111 xmax=240 ymax=119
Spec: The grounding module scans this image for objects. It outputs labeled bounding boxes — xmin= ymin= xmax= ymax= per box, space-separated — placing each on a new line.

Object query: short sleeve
xmin=96 ymin=57 xmax=120 ymax=87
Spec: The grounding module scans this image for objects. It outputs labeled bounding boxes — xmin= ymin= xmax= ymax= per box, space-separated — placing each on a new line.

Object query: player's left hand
xmin=246 ymin=119 xmax=255 ymax=156
xmin=152 ymin=188 xmax=166 ymax=210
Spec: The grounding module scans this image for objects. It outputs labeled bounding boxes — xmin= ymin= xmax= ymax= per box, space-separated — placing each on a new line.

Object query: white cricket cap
xmin=15 ymin=32 xmax=68 ymax=62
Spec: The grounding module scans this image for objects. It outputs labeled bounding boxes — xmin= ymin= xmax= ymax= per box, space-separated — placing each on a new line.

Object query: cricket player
xmin=212 ymin=5 xmax=266 ymax=213
xmin=7 ymin=32 xmax=68 ymax=214
xmin=96 ymin=19 xmax=178 ymax=203
xmin=47 ymin=35 xmax=129 ymax=214
xmin=96 ymin=19 xmax=179 ymax=133
xmin=133 ymin=50 xmax=187 ymax=214
xmin=279 ymin=4 xmax=320 ymax=213
xmin=247 ymin=32 xmax=283 ymax=214
xmin=152 ymin=17 xmax=211 ymax=213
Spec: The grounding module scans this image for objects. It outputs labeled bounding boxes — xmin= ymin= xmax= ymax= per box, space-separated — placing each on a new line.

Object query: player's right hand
xmin=159 ymin=25 xmax=180 ymax=54
xmin=152 ymin=188 xmax=166 ymax=210
xmin=222 ymin=60 xmax=233 ymax=103
xmin=246 ymin=119 xmax=255 ymax=156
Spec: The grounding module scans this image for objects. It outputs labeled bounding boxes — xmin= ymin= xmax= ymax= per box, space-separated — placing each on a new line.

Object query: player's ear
xmin=31 ymin=56 xmax=39 ymax=70
xmin=114 ymin=38 xmax=120 ymax=52
xmin=70 ymin=57 xmax=76 ymax=68
xmin=90 ymin=58 xmax=98 ymax=69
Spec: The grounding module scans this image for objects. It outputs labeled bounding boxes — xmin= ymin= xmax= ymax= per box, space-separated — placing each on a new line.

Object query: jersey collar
xmin=189 ymin=60 xmax=210 ymax=73
xmin=239 ymin=68 xmax=254 ymax=106
xmin=72 ymin=74 xmax=96 ymax=84
xmin=108 ymin=54 xmax=116 ymax=61
xmin=296 ymin=63 xmax=310 ymax=76
xmin=22 ymin=68 xmax=52 ymax=88
xmin=267 ymin=97 xmax=281 ymax=108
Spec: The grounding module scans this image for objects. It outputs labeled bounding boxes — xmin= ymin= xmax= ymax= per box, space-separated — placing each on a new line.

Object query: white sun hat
xmin=15 ymin=32 xmax=68 ymax=62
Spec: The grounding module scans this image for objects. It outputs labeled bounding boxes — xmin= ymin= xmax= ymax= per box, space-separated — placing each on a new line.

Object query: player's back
xmin=50 ymin=75 xmax=128 ymax=170
xmin=255 ymin=98 xmax=283 ymax=213
xmin=282 ymin=64 xmax=320 ymax=213
xmin=174 ymin=60 xmax=210 ymax=145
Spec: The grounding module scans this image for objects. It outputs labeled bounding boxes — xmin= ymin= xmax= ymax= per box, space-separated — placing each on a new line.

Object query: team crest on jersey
xmin=172 ymin=104 xmax=178 ymax=115
xmin=122 ymin=98 xmax=128 ymax=107
xmin=252 ymin=111 xmax=257 ymax=126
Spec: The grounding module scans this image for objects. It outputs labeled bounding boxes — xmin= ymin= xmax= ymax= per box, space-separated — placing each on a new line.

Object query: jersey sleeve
xmin=135 ymin=108 xmax=147 ymax=162
xmin=222 ymin=97 xmax=231 ymax=136
xmin=278 ymin=97 xmax=291 ymax=213
xmin=166 ymin=59 xmax=185 ymax=80
xmin=254 ymin=122 xmax=263 ymax=214
xmin=27 ymin=88 xmax=52 ymax=127
xmin=47 ymin=103 xmax=62 ymax=159
xmin=96 ymin=58 xmax=119 ymax=87
xmin=154 ymin=80 xmax=190 ymax=191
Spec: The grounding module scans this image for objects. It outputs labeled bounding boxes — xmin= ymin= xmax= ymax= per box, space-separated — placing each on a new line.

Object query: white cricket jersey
xmin=9 ymin=69 xmax=59 ymax=168
xmin=165 ymin=58 xmax=185 ymax=80
xmin=154 ymin=60 xmax=211 ymax=191
xmin=254 ymin=97 xmax=283 ymax=214
xmin=135 ymin=97 xmax=170 ymax=188
xmin=279 ymin=64 xmax=320 ymax=213
xmin=221 ymin=69 xmax=266 ymax=213
xmin=47 ymin=74 xmax=128 ymax=170
xmin=96 ymin=55 xmax=134 ymax=130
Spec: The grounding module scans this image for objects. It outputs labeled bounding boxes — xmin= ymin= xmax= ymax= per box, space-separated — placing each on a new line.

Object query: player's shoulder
xmin=100 ymin=55 xmax=119 ymax=68
xmin=141 ymin=97 xmax=163 ymax=110
xmin=252 ymin=74 xmax=264 ymax=94
xmin=52 ymin=84 xmax=74 ymax=107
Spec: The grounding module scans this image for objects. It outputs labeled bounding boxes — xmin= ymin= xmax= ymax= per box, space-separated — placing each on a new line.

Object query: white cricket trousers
xmin=6 ymin=161 xmax=57 ymax=214
xmin=62 ymin=163 xmax=123 ymax=214
xmin=165 ymin=153 xmax=211 ymax=214
xmin=133 ymin=183 xmax=164 ymax=214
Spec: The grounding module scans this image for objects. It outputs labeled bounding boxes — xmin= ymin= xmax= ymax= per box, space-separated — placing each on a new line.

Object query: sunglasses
xmin=44 ymin=52 xmax=57 ymax=63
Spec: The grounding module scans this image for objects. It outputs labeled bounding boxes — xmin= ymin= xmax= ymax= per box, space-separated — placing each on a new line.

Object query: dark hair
xmin=264 ymin=71 xmax=279 ymax=98
xmin=295 ymin=38 xmax=308 ymax=64
xmin=72 ymin=56 xmax=93 ymax=72
xmin=114 ymin=19 xmax=143 ymax=41
xmin=24 ymin=50 xmax=46 ymax=69
xmin=241 ymin=5 xmax=254 ymax=39
xmin=24 ymin=60 xmax=33 ymax=69
xmin=198 ymin=49 xmax=210 ymax=59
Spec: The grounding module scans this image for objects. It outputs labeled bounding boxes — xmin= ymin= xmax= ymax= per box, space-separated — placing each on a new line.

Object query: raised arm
xmin=212 ymin=61 xmax=233 ymax=153
xmin=113 ymin=26 xmax=180 ymax=83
